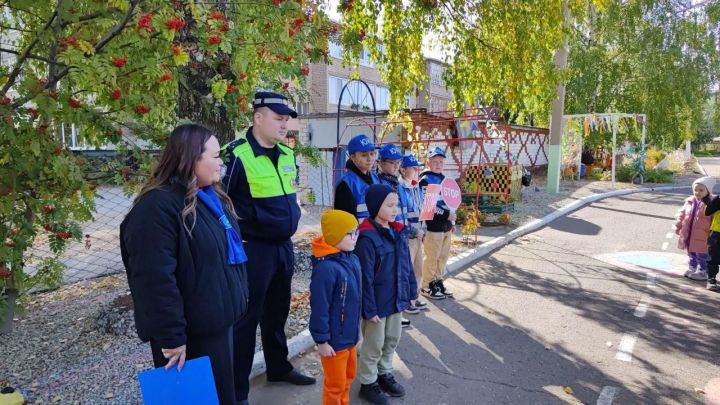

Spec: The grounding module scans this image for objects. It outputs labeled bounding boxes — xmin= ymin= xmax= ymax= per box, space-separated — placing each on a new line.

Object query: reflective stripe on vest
xmin=341 ymin=171 xmax=379 ymax=219
xmin=231 ymin=141 xmax=296 ymax=198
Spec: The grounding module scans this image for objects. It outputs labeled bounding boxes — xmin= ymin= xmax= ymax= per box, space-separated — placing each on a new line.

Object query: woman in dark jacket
xmin=120 ymin=124 xmax=249 ymax=405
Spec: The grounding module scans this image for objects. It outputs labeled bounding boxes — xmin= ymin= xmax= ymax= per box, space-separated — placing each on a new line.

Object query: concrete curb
xmin=250 ymin=183 xmax=690 ymax=380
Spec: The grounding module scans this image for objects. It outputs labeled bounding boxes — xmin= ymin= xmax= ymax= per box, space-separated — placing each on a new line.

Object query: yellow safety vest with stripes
xmin=229 ymin=140 xmax=296 ymax=199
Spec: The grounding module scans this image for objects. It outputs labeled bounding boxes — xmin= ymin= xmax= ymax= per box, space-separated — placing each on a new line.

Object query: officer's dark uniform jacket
xmin=223 ymin=128 xmax=300 ymax=242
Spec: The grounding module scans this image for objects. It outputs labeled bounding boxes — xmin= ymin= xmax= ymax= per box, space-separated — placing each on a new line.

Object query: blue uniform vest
xmin=340 ymin=170 xmax=380 ymax=219
xmin=399 ymin=180 xmax=423 ymax=230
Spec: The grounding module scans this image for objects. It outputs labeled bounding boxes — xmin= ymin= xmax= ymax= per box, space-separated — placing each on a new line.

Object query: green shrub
xmin=615 ymin=165 xmax=633 ymax=182
xmin=644 ymin=169 xmax=674 ymax=183
xmin=614 ymin=164 xmax=673 ymax=183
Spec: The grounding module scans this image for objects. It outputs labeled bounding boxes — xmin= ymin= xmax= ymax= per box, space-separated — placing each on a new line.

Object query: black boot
xmin=359 ymin=382 xmax=390 ymax=405
xmin=267 ymin=369 xmax=316 ymax=385
xmin=377 ymin=373 xmax=405 ymax=397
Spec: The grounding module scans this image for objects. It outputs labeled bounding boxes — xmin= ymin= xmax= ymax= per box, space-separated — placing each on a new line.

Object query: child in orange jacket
xmin=309 ymin=210 xmax=362 ymax=405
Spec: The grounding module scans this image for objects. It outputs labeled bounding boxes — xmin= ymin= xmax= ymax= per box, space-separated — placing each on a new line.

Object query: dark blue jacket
xmin=223 ymin=128 xmax=301 ymax=242
xmin=309 ymin=237 xmax=362 ymax=351
xmin=120 ymin=182 xmax=249 ymax=349
xmin=355 ymin=219 xmax=418 ymax=319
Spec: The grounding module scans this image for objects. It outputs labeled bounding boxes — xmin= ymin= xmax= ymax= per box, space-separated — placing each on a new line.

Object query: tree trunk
xmin=175 ymin=0 xmax=235 ymax=146
xmin=176 ymin=73 xmax=235 ymax=146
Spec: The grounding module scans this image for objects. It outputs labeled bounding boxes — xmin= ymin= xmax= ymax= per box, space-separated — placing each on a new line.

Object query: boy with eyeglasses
xmin=310 ymin=209 xmax=362 ymax=405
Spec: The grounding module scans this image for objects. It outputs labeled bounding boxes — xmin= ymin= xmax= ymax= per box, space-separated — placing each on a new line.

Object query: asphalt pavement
xmin=248 ymin=165 xmax=720 ymax=405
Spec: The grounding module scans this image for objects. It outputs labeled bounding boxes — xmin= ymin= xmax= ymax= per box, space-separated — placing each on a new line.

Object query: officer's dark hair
xmin=135 ymin=123 xmax=236 ymax=234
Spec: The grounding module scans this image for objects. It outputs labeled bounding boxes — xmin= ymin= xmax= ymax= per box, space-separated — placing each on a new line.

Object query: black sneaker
xmin=421 ymin=281 xmax=446 ymax=300
xmin=708 ymin=278 xmax=719 ymax=291
xmin=414 ymin=299 xmax=428 ymax=310
xmin=401 ymin=318 xmax=411 ymax=328
xmin=377 ymin=373 xmax=406 ymax=397
xmin=359 ymin=382 xmax=390 ymax=405
xmin=437 ymin=279 xmax=454 ymax=298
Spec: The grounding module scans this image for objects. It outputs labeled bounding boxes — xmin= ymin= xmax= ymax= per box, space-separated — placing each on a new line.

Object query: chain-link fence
xmin=30 ymin=129 xmax=548 ymax=287
xmin=27 ymin=187 xmax=132 ymax=285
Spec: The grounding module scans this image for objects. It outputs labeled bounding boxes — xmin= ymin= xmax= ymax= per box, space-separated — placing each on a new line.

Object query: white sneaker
xmin=689 ymin=270 xmax=709 ymax=281
xmin=684 ymin=268 xmax=695 ymax=278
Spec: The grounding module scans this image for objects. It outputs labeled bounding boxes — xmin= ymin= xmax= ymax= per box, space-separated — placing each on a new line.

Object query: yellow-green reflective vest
xmin=230 ymin=141 xmax=296 ymax=198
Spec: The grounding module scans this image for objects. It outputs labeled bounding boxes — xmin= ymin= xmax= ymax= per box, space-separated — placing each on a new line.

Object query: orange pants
xmin=320 ymin=346 xmax=357 ymax=405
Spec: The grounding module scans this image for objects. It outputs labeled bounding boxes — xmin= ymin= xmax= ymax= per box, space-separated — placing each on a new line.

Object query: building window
xmin=329 ymin=39 xmax=343 ymax=59
xmin=328 ymin=75 xmax=389 ymax=110
xmin=328 ymin=75 xmax=349 ymax=105
xmin=359 ymin=47 xmax=373 ymax=67
xmin=430 ymin=63 xmax=444 ymax=85
xmin=375 ymin=86 xmax=389 ymax=110
xmin=295 ymin=102 xmax=311 ymax=116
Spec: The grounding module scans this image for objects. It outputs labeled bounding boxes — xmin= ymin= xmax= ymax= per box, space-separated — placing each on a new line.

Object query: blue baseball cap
xmin=348 ymin=134 xmax=376 ymax=154
xmin=401 ymin=154 xmax=423 ymax=168
xmin=379 ymin=144 xmax=403 ymax=160
xmin=427 ymin=146 xmax=446 ymax=159
xmin=253 ymin=91 xmax=297 ymax=118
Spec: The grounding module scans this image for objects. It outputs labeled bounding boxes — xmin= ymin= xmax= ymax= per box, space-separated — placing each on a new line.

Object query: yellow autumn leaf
xmin=173 ymin=48 xmax=190 ymax=66
xmin=77 ymin=40 xmax=95 ymax=55
xmin=563 ymin=386 xmax=574 ymax=395
xmin=107 ymin=0 xmax=129 ymax=12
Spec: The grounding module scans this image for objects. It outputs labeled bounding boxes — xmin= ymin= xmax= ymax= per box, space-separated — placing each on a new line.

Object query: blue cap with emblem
xmin=253 ymin=91 xmax=297 ymax=118
xmin=347 ymin=134 xmax=376 ymax=154
xmin=379 ymin=144 xmax=403 ymax=160
xmin=401 ymin=154 xmax=423 ymax=168
xmin=427 ymin=146 xmax=446 ymax=159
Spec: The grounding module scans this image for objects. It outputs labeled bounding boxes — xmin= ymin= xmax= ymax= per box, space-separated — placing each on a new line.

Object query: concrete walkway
xmin=245 ymin=166 xmax=708 ymax=404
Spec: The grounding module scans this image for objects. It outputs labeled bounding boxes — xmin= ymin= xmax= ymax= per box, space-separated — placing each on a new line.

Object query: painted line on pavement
xmin=596 ymin=386 xmax=619 ymax=405
xmin=646 ymin=272 xmax=657 ymax=288
xmin=634 ymin=302 xmax=649 ymax=318
xmin=661 ymin=242 xmax=669 ymax=251
xmin=615 ymin=333 xmax=638 ymax=362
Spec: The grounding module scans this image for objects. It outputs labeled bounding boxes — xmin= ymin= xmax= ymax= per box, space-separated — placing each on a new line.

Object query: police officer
xmin=334 ymin=134 xmax=380 ymax=219
xmin=223 ymin=91 xmax=315 ymax=404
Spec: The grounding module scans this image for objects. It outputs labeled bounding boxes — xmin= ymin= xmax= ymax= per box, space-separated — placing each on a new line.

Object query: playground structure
xmin=331 ymin=106 xmax=549 ymax=231
xmin=561 ymin=113 xmax=647 ymax=188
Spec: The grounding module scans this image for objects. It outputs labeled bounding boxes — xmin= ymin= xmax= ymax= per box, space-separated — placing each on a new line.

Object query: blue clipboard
xmin=138 ymin=356 xmax=219 ymax=405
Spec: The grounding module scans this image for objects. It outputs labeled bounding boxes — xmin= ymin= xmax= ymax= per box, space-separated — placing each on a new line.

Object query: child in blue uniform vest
xmin=419 ymin=146 xmax=455 ymax=300
xmin=399 ymin=153 xmax=428 ymax=311
xmin=355 ymin=184 xmax=418 ymax=405
xmin=310 ymin=209 xmax=362 ymax=405
xmin=334 ymin=134 xmax=380 ymax=219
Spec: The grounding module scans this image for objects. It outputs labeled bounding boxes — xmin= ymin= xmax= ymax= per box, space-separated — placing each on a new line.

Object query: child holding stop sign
xmin=419 ymin=147 xmax=455 ymax=300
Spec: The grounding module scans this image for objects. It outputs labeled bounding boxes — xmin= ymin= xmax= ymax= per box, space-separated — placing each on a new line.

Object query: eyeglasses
xmin=347 ymin=229 xmax=359 ymax=239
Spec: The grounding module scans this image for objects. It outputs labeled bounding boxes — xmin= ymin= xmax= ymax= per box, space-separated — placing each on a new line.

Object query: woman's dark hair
xmin=135 ymin=123 xmax=236 ymax=234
